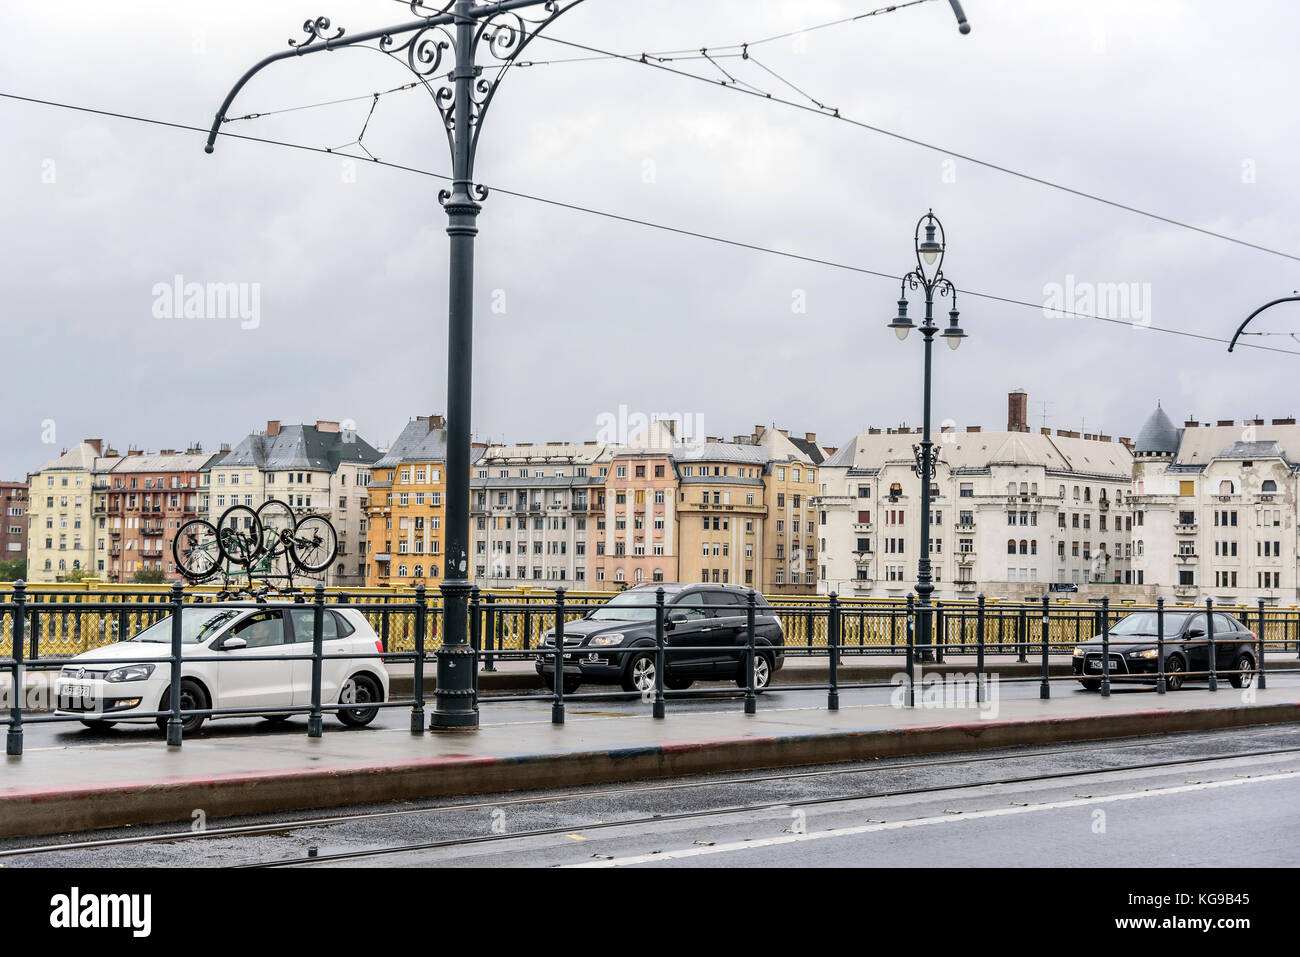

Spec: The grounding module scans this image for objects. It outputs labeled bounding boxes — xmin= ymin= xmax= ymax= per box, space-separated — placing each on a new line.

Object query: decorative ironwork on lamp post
xmin=887 ymin=210 xmax=966 ymax=663
xmin=204 ymin=0 xmax=588 ymax=731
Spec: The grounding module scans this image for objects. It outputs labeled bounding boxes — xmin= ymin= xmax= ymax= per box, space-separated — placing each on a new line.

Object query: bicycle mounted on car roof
xmin=172 ymin=499 xmax=338 ymax=599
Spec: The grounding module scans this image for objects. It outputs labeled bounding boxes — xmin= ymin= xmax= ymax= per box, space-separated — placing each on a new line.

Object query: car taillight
xmin=375 ymin=640 xmax=384 ymax=654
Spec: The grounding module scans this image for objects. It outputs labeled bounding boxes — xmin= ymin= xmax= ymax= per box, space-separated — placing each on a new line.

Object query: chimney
xmin=966 ymin=426 xmax=981 ymax=433
xmin=160 ymin=449 xmax=175 ymax=456
xmin=1119 ymin=437 xmax=1134 ymax=450
xmin=1008 ymin=391 xmax=1029 ymax=433
xmin=1185 ymin=420 xmax=1199 ymax=428
xmin=266 ymin=420 xmax=281 ymax=436
xmin=1217 ymin=420 xmax=1234 ymax=427
xmin=805 ymin=432 xmax=817 ymax=443
xmin=85 ymin=439 xmax=104 ymax=455
xmin=315 ymin=420 xmax=340 ymax=433
xmin=220 ymin=443 xmax=231 ymax=454
xmin=1040 ymin=428 xmax=1051 ymax=436
xmin=1273 ymin=417 xmax=1296 ymax=426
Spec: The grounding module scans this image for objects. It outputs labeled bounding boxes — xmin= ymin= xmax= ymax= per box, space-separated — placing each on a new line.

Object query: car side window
xmin=288 ymin=609 xmax=340 ymax=643
xmin=1184 ymin=614 xmax=1208 ymax=637
xmin=669 ymin=596 xmax=709 ymax=621
xmin=232 ymin=612 xmax=285 ymax=648
xmin=700 ymin=591 xmax=742 ymax=617
xmin=1212 ymin=614 xmax=1235 ymax=636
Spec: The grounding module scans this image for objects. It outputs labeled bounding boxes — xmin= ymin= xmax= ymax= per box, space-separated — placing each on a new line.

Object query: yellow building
xmin=675 ymin=443 xmax=768 ymax=589
xmin=27 ymin=440 xmax=120 ymax=582
xmin=365 ymin=416 xmax=448 ymax=588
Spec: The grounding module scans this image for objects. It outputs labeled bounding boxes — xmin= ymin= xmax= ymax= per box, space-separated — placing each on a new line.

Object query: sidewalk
xmin=1 ymin=683 xmax=1296 ymax=837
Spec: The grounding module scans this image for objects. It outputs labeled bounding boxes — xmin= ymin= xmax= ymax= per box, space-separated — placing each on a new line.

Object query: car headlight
xmin=588 ymin=633 xmax=625 ymax=647
xmin=104 ymin=664 xmax=156 ymax=683
xmin=1128 ymin=649 xmax=1159 ymax=659
xmin=1072 ymin=646 xmax=1087 ymax=658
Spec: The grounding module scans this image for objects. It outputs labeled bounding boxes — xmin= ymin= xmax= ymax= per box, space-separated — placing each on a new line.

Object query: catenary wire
xmin=529 ymin=32 xmax=1300 ymax=265
xmin=3 ymin=90 xmax=1297 ymax=356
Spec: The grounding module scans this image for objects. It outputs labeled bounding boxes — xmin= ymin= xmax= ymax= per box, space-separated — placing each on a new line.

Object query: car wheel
xmin=337 ymin=674 xmax=382 ymax=727
xmin=665 ymin=677 xmax=694 ymax=691
xmin=541 ymin=674 xmax=582 ymax=694
xmin=736 ymin=651 xmax=773 ymax=691
xmin=155 ymin=679 xmax=208 ymax=735
xmin=80 ymin=720 xmax=116 ymax=729
xmin=622 ymin=651 xmax=657 ymax=694
xmin=1229 ymin=653 xmax=1256 ymax=689
xmin=1078 ymin=679 xmax=1101 ymax=692
xmin=261 ymin=714 xmax=292 ymax=725
xmin=1164 ymin=655 xmax=1185 ymax=691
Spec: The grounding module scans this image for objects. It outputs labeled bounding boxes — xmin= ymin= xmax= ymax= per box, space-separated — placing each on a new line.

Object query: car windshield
xmin=129 ymin=609 xmax=241 ymax=643
xmin=587 ymin=591 xmax=660 ymax=622
xmin=1107 ymin=612 xmax=1189 ymax=637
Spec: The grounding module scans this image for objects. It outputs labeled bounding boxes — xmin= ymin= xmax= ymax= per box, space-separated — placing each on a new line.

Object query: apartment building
xmin=94 ymin=448 xmax=216 ymax=583
xmin=591 ymin=447 xmax=679 ymax=589
xmin=675 ymin=442 xmax=768 ymax=589
xmin=1130 ymin=406 xmax=1300 ymax=604
xmin=1 ymin=481 xmax=28 ymax=566
xmin=366 ymin=415 xmax=447 ymax=588
xmin=469 ymin=441 xmax=608 ymax=589
xmin=26 ymin=440 xmax=121 ymax=582
xmin=206 ymin=420 xmax=381 ymax=586
xmin=816 ymin=393 xmax=1134 ymax=599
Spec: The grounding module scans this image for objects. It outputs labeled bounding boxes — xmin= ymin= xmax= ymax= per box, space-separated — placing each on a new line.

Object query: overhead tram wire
xmin=528 ymin=32 xmax=1300 ymax=265
xmin=3 ymin=91 xmax=1297 ymax=357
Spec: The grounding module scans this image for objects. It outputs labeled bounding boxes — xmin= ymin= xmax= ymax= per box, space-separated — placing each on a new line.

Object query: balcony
xmin=1173 ymin=584 xmax=1198 ymax=598
xmin=955 ymin=580 xmax=977 ymax=591
xmin=852 ymin=522 xmax=873 ymax=534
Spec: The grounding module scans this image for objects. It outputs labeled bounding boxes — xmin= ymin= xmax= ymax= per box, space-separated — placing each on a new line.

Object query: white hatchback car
xmin=54 ymin=605 xmax=390 ymax=734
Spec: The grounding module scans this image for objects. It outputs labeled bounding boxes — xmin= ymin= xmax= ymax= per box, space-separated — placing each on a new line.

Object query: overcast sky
xmin=3 ymin=0 xmax=1299 ymax=477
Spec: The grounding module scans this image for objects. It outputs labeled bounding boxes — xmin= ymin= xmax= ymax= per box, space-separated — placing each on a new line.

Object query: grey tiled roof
xmin=214 ymin=425 xmax=380 ymax=471
xmin=373 ymin=418 xmax=448 ymax=469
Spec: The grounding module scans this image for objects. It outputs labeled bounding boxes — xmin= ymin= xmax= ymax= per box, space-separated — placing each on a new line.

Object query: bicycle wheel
xmin=256 ymin=499 xmax=296 ymax=558
xmin=217 ymin=504 xmax=262 ymax=568
xmin=289 ymin=515 xmax=338 ymax=573
xmin=174 ymin=519 xmax=220 ymax=580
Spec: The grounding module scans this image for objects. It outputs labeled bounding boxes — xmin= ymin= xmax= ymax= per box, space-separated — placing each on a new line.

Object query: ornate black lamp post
xmin=204 ymin=0 xmax=587 ymax=731
xmin=888 ymin=210 xmax=965 ymax=662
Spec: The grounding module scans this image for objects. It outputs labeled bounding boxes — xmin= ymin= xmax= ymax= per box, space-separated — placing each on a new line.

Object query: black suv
xmin=1072 ymin=610 xmax=1258 ymax=691
xmin=536 ymin=583 xmax=785 ymax=694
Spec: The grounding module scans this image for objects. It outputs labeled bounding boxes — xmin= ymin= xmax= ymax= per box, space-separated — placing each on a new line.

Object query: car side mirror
xmin=221 ymin=636 xmax=248 ymax=651
xmin=1186 ymin=628 xmax=1205 ymax=639
xmin=665 ymin=611 xmax=687 ymax=630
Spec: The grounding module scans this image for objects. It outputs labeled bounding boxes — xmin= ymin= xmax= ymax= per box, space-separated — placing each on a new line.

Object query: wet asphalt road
xmin=2 ymin=724 xmax=1298 ymax=868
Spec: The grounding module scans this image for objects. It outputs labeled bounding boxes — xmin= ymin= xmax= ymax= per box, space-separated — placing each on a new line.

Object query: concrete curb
xmin=3 ymin=700 xmax=1297 ymax=838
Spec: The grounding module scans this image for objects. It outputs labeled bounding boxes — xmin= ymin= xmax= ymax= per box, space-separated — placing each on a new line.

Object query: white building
xmin=204 ymin=420 xmax=380 ymax=586
xmin=470 ymin=441 xmax=611 ymax=588
xmin=815 ymin=394 xmax=1135 ymax=600
xmin=1130 ymin=406 xmax=1300 ymax=605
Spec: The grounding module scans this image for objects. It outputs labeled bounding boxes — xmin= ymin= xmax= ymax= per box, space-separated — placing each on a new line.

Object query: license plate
xmin=1087 ymin=660 xmax=1101 ymax=671
xmin=58 ymin=682 xmax=92 ymax=709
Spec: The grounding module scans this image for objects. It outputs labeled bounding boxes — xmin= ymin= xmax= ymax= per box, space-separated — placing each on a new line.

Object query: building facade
xmin=1 ymin=481 xmax=28 ymax=567
xmin=95 ymin=449 xmax=215 ymax=583
xmin=470 ymin=441 xmax=608 ymax=589
xmin=205 ymin=420 xmax=380 ymax=586
xmin=26 ymin=440 xmax=120 ymax=582
xmin=366 ymin=416 xmax=448 ymax=588
xmin=816 ymin=394 xmax=1134 ymax=600
xmin=1130 ymin=407 xmax=1300 ymax=605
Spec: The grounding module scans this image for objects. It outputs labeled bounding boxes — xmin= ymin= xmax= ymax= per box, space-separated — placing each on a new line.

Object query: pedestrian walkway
xmin=1 ymin=682 xmax=1296 ymax=837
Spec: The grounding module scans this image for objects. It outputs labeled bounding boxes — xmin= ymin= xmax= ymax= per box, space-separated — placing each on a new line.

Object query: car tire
xmin=155 ymin=679 xmax=208 ymax=735
xmin=541 ymin=674 xmax=582 ymax=695
xmin=80 ymin=720 xmax=116 ymax=729
xmin=1078 ymin=679 xmax=1101 ymax=692
xmin=1164 ymin=655 xmax=1186 ymax=691
xmin=1229 ymin=653 xmax=1256 ymax=689
xmin=621 ymin=651 xmax=657 ymax=694
xmin=735 ymin=650 xmax=773 ymax=691
xmin=337 ymin=674 xmax=382 ymax=727
xmin=665 ymin=676 xmax=694 ymax=691
xmin=261 ymin=714 xmax=292 ymax=724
